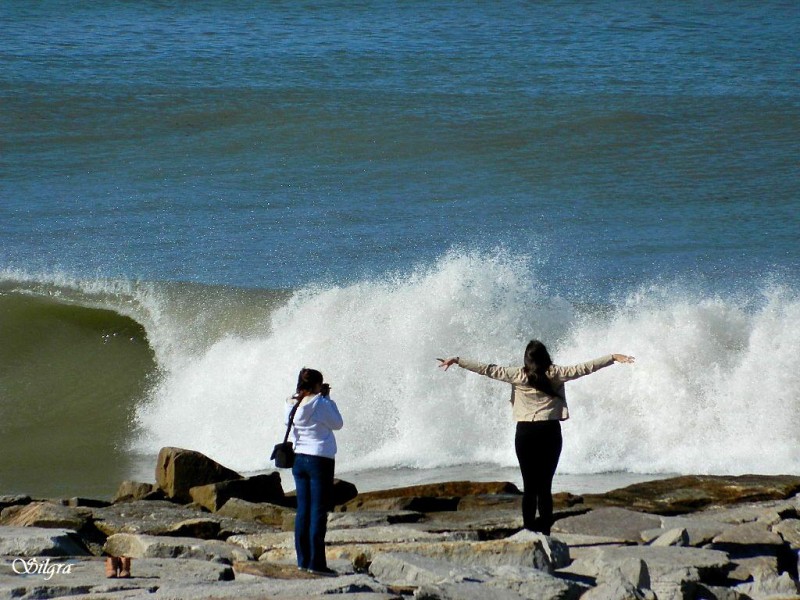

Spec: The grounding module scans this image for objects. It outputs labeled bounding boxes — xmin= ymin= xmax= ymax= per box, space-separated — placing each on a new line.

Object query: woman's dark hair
xmin=295 ymin=368 xmax=324 ymax=396
xmin=523 ymin=340 xmax=557 ymax=397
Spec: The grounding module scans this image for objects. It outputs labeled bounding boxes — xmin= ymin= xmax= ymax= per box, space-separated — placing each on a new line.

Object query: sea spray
xmin=130 ymin=251 xmax=800 ymax=477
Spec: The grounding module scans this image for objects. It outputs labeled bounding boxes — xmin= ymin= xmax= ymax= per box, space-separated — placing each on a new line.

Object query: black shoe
xmin=307 ymin=567 xmax=337 ymax=577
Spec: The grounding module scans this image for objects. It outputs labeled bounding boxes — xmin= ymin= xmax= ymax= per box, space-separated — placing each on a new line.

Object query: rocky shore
xmin=1 ymin=447 xmax=799 ymax=600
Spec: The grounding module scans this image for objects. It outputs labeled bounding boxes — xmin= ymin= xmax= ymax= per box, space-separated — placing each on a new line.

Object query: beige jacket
xmin=456 ymin=355 xmax=615 ymax=422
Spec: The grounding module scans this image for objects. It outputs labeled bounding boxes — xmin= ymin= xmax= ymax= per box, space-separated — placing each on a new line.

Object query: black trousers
xmin=515 ymin=420 xmax=563 ymax=534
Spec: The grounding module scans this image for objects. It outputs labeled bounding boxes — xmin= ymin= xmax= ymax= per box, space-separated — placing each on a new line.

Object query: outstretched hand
xmin=437 ymin=357 xmax=458 ymax=371
xmin=613 ymin=354 xmax=635 ymax=364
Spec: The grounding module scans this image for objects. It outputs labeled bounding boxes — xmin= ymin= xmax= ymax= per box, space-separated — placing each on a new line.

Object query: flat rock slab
xmin=104 ymin=533 xmax=253 ymax=563
xmin=711 ymin=521 xmax=785 ymax=547
xmin=91 ymin=500 xmax=266 ymax=539
xmin=578 ymin=545 xmax=731 ymax=580
xmin=259 ymin=536 xmax=565 ymax=574
xmin=0 ymin=502 xmax=93 ymax=530
xmin=583 ymin=474 xmax=800 ymax=515
xmin=369 ymin=551 xmax=579 ymax=600
xmin=151 ymin=573 xmax=389 ymax=599
xmin=409 ymin=508 xmax=523 ymax=536
xmin=553 ymin=507 xmax=662 ymax=542
xmin=327 ymin=510 xmax=424 ymax=529
xmin=0 ymin=556 xmax=232 ymax=599
xmin=228 ymin=526 xmax=478 ymax=559
xmin=0 ymin=526 xmax=90 ymax=557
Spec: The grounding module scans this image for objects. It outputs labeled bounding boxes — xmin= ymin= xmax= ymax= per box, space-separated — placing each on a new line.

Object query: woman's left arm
xmin=555 ymin=354 xmax=635 ymax=382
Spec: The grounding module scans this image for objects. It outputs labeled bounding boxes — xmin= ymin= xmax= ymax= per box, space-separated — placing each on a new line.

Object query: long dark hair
xmin=294 ymin=368 xmax=324 ymax=398
xmin=523 ymin=340 xmax=557 ymax=397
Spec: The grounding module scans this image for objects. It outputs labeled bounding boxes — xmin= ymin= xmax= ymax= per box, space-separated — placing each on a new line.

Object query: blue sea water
xmin=1 ymin=1 xmax=798 ymax=497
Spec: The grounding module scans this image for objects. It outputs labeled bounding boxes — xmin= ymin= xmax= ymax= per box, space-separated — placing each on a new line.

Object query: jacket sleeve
xmin=316 ymin=397 xmax=344 ymax=431
xmin=457 ymin=358 xmax=519 ymax=384
xmin=551 ymin=355 xmax=615 ymax=383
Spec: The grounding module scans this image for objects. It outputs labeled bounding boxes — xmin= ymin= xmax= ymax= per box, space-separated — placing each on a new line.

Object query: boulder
xmin=216 ymin=498 xmax=294 ymax=528
xmin=189 ymin=473 xmax=284 ymax=512
xmin=583 ymin=475 xmax=800 ymax=515
xmin=553 ymin=507 xmax=662 ymax=542
xmin=0 ymin=501 xmax=93 ymax=531
xmin=0 ymin=526 xmax=91 ymax=557
xmin=332 ymin=478 xmax=359 ymax=506
xmin=155 ymin=447 xmax=242 ymax=503
xmin=104 ymin=532 xmax=253 ymax=563
xmin=112 ymin=481 xmax=164 ymax=503
xmin=0 ymin=495 xmax=31 ymax=512
xmin=339 ymin=481 xmax=520 ymax=513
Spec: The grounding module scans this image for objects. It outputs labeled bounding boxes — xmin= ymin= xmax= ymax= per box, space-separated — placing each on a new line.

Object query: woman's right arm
xmin=438 ymin=357 xmax=518 ymax=383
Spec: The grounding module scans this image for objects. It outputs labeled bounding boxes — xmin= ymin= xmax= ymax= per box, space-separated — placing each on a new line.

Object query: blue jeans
xmin=292 ymin=453 xmax=335 ymax=571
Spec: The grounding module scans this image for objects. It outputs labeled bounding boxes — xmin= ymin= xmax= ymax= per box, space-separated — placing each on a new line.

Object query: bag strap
xmin=282 ymin=398 xmax=302 ymax=445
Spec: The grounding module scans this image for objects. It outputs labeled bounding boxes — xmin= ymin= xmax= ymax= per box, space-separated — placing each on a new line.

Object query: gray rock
xmin=327 ymin=510 xmax=424 ymax=529
xmin=112 ymin=481 xmax=161 ymax=503
xmin=699 ymin=500 xmax=798 ymax=525
xmin=734 ymin=570 xmax=800 ymax=599
xmin=595 ymin=557 xmax=651 ymax=590
xmin=216 ymin=497 xmax=294 ymax=528
xmin=103 ymin=532 xmax=253 ymax=563
xmin=0 ymin=526 xmax=90 ymax=557
xmin=0 ymin=556 xmax=234 ymax=600
xmin=152 ymin=573 xmax=388 ymax=599
xmin=227 ymin=531 xmax=292 ymax=559
xmin=580 ymin=580 xmax=652 ymax=600
xmin=368 ymin=550 xmax=581 ymax=598
xmin=553 ymin=533 xmax=630 ymax=547
xmin=0 ymin=501 xmax=92 ymax=531
xmin=575 ymin=546 xmax=734 ymax=600
xmin=414 ymin=581 xmax=528 ymax=600
xmin=553 ymin=507 xmax=662 ymax=542
xmin=655 ymin=515 xmax=727 ymax=546
xmin=505 ymin=530 xmax=570 ymax=569
xmin=324 ymin=525 xmax=479 ymax=545
xmin=408 ymin=508 xmax=523 ymax=536
xmin=257 ymin=535 xmax=565 ymax=573
xmin=727 ymin=555 xmax=780 ymax=583
xmin=649 ymin=528 xmax=690 ymax=547
xmin=0 ymin=495 xmax=31 ymax=512
xmin=772 ymin=518 xmax=800 ymax=549
xmin=155 ymin=447 xmax=242 ymax=503
xmin=712 ymin=522 xmax=786 ymax=548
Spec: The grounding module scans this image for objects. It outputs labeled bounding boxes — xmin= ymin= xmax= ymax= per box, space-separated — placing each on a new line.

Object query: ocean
xmin=1 ymin=1 xmax=798 ymax=499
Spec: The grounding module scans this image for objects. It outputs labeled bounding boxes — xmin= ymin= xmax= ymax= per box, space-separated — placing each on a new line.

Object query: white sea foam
xmin=127 ymin=250 xmax=800 ymax=477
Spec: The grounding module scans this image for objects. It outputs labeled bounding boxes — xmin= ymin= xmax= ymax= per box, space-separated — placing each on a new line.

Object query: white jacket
xmin=285 ymin=393 xmax=343 ymax=459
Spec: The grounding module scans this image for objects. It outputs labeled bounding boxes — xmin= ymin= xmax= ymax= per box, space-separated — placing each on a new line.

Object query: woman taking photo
xmin=438 ymin=340 xmax=634 ymax=535
xmin=286 ymin=368 xmax=343 ymax=575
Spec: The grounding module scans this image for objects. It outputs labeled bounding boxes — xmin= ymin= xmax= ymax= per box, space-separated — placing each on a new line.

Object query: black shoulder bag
xmin=270 ymin=399 xmax=301 ymax=468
